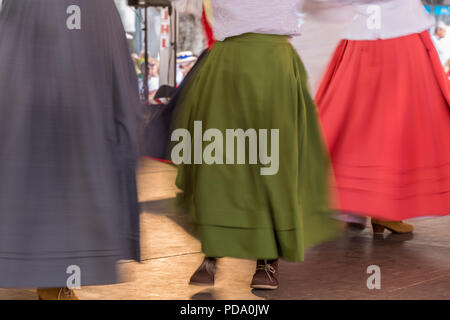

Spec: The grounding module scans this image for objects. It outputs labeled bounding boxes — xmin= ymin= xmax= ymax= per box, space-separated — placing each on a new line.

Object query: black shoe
xmin=346 ymin=222 xmax=366 ymax=230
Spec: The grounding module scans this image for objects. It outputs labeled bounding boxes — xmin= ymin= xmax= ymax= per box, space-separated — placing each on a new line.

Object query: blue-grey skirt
xmin=0 ymin=0 xmax=141 ymax=288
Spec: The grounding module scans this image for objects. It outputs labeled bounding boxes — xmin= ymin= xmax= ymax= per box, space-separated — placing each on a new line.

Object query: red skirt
xmin=316 ymin=31 xmax=450 ymax=221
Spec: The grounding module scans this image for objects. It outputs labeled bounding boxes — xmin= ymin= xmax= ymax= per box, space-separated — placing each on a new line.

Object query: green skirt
xmin=171 ymin=33 xmax=339 ymax=262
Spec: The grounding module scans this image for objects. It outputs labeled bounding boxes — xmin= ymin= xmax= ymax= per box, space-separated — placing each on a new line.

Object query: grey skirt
xmin=0 ymin=0 xmax=141 ymax=288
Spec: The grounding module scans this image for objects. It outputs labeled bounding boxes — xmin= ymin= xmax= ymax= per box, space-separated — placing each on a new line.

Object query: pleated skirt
xmin=316 ymin=31 xmax=450 ymax=220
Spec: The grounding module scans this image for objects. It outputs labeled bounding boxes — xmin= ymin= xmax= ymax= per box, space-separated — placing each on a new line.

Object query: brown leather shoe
xmin=251 ymin=259 xmax=279 ymax=290
xmin=37 ymin=288 xmax=79 ymax=300
xmin=371 ymin=219 xmax=414 ymax=234
xmin=189 ymin=257 xmax=217 ymax=286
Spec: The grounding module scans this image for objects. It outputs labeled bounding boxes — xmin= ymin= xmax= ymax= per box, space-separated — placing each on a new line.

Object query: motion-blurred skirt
xmin=172 ymin=33 xmax=338 ymax=261
xmin=316 ymin=31 xmax=450 ymax=220
xmin=0 ymin=0 xmax=140 ymax=288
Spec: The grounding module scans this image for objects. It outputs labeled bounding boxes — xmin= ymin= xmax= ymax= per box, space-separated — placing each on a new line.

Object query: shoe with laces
xmin=251 ymin=259 xmax=279 ymax=290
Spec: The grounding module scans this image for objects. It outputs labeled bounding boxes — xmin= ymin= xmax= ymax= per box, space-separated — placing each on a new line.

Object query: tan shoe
xmin=37 ymin=288 xmax=79 ymax=300
xmin=371 ymin=219 xmax=414 ymax=235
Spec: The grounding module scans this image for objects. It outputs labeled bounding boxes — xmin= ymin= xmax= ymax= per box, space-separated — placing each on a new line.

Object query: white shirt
xmin=344 ymin=0 xmax=435 ymax=40
xmin=210 ymin=0 xmax=303 ymax=41
xmin=209 ymin=0 xmax=434 ymax=42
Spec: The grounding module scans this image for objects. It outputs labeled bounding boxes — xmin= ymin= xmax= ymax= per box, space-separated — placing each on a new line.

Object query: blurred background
xmin=425 ymin=0 xmax=450 ymax=24
xmin=114 ymin=0 xmax=207 ymax=102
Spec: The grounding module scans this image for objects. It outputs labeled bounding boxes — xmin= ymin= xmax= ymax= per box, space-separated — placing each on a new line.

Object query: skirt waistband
xmin=220 ymin=33 xmax=289 ymax=44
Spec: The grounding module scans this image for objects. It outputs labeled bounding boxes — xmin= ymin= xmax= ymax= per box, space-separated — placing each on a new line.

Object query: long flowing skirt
xmin=0 ymin=0 xmax=141 ymax=287
xmin=171 ymin=33 xmax=338 ymax=262
xmin=316 ymin=31 xmax=450 ymax=220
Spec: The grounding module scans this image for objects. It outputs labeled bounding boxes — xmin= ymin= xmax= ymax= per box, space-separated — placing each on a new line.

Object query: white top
xmin=209 ymin=0 xmax=434 ymax=42
xmin=343 ymin=0 xmax=435 ymax=40
xmin=210 ymin=0 xmax=303 ymax=41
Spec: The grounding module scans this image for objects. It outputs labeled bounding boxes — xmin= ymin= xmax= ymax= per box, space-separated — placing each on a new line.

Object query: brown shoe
xmin=37 ymin=288 xmax=79 ymax=300
xmin=251 ymin=259 xmax=279 ymax=290
xmin=189 ymin=257 xmax=217 ymax=286
xmin=371 ymin=219 xmax=414 ymax=234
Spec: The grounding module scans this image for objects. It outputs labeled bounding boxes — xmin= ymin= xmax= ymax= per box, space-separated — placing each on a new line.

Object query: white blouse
xmin=344 ymin=0 xmax=435 ymax=40
xmin=208 ymin=0 xmax=435 ymax=42
xmin=210 ymin=0 xmax=304 ymax=41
